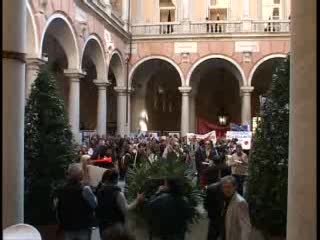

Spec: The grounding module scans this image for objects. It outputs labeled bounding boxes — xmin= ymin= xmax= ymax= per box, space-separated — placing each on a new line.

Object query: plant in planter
xmin=247 ymin=56 xmax=290 ymax=240
xmin=126 ymin=154 xmax=203 ymax=238
xmin=24 ymin=66 xmax=77 ymax=228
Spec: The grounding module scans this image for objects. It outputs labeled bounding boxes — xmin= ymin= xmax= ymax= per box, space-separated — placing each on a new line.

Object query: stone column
xmin=3 ymin=0 xmax=26 ymax=228
xmin=240 ymin=86 xmax=254 ymax=126
xmin=122 ymin=0 xmax=129 ymax=30
xmin=94 ymin=80 xmax=109 ymax=137
xmin=179 ymin=87 xmax=192 ymax=137
xmin=64 ymin=69 xmax=85 ymax=143
xmin=287 ymin=0 xmax=316 ymax=239
xmin=127 ymin=89 xmax=132 ymax=135
xmin=26 ymin=57 xmax=46 ymax=98
xmin=114 ymin=86 xmax=127 ymax=137
xmin=189 ymin=92 xmax=197 ymax=133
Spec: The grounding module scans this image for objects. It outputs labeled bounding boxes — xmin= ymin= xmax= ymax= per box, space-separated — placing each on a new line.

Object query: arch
xmin=248 ymin=54 xmax=287 ymax=86
xmin=27 ymin=2 xmax=40 ymax=58
xmin=82 ymin=34 xmax=107 ymax=80
xmin=108 ymin=50 xmax=125 ymax=86
xmin=40 ymin=12 xmax=80 ymax=69
xmin=129 ymin=55 xmax=185 ymax=87
xmin=186 ymin=54 xmax=246 ymax=87
xmin=110 ymin=49 xmax=125 ymax=70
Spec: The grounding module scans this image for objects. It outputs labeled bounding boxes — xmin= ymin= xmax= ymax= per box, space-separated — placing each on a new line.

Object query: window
xmin=159 ymin=0 xmax=176 ymax=34
xmin=272 ymin=7 xmax=280 ymax=20
xmin=262 ymin=0 xmax=282 ymax=20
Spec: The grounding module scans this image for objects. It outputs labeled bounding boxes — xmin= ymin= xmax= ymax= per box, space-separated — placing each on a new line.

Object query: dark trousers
xmin=232 ymin=174 xmax=246 ymax=196
xmin=207 ymin=220 xmax=222 ymax=240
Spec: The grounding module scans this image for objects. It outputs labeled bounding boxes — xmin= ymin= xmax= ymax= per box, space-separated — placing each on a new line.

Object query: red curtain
xmin=197 ymin=117 xmax=229 ymax=138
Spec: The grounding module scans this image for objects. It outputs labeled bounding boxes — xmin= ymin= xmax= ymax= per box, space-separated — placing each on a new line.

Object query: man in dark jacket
xmin=146 ymin=178 xmax=192 ymax=240
xmin=204 ymin=177 xmax=224 ymax=240
xmin=96 ymin=168 xmax=144 ymax=239
xmin=195 ymin=140 xmax=207 ymax=185
xmin=55 ymin=164 xmax=97 ymax=240
xmin=91 ymin=138 xmax=107 ymax=160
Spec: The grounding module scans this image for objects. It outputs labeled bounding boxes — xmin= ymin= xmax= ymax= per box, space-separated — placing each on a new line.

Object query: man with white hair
xmin=54 ymin=163 xmax=97 ymax=240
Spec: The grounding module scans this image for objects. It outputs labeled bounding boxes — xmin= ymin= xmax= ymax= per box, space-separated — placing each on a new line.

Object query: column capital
xmin=26 ymin=57 xmax=46 ymax=70
xmin=240 ymin=86 xmax=254 ymax=94
xmin=64 ymin=69 xmax=86 ymax=82
xmin=114 ymin=86 xmax=134 ymax=94
xmin=93 ymin=80 xmax=110 ymax=89
xmin=178 ymin=86 xmax=192 ymax=95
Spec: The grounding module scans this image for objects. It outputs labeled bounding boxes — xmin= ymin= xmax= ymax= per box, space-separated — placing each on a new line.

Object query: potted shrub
xmin=126 ymin=155 xmax=203 ymax=239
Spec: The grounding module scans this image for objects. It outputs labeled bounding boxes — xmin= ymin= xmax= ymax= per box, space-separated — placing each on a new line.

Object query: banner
xmin=197 ymin=118 xmax=229 ymax=138
xmin=187 ymin=130 xmax=217 ymax=144
xmin=226 ymin=131 xmax=253 ymax=150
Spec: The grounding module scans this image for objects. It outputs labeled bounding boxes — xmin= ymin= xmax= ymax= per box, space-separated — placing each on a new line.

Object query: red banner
xmin=197 ymin=117 xmax=229 ymax=138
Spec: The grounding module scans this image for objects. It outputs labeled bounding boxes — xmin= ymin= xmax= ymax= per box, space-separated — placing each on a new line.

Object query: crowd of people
xmin=54 ymin=133 xmax=252 ymax=240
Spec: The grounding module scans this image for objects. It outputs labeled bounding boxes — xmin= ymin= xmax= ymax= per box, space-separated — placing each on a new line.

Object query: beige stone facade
xmin=24 ymin=0 xmax=291 ymax=136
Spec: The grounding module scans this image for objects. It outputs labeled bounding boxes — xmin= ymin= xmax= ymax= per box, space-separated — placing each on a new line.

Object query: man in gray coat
xmin=220 ymin=175 xmax=251 ymax=240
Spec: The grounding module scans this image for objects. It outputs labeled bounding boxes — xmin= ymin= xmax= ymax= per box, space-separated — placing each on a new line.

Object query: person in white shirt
xmin=228 ymin=144 xmax=249 ymax=196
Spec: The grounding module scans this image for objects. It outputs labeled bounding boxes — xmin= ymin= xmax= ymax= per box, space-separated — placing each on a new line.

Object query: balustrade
xmin=131 ymin=19 xmax=290 ymax=36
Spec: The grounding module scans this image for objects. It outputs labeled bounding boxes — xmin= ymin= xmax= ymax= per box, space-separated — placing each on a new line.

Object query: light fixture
xmin=218 ymin=108 xmax=228 ymax=126
xmin=218 ymin=115 xmax=227 ymax=126
xmin=158 ymin=85 xmax=164 ymax=94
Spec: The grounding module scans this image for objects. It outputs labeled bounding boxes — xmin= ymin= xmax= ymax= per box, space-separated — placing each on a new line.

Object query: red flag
xmin=91 ymin=157 xmax=112 ymax=164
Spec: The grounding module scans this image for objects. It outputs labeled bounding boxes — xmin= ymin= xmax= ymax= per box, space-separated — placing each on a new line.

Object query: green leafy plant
xmin=24 ymin=66 xmax=77 ymax=225
xmin=126 ymin=155 xmax=203 ymax=235
xmin=247 ymin=56 xmax=290 ymax=238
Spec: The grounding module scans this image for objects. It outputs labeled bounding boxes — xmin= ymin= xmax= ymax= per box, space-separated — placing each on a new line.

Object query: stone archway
xmin=129 ymin=55 xmax=185 ymax=88
xmin=130 ymin=58 xmax=183 ymax=133
xmin=186 ymin=55 xmax=246 ymax=87
xmin=109 ymin=51 xmax=124 ymax=135
xmin=42 ymin=36 xmax=70 ymax=108
xmin=81 ymin=36 xmax=107 ymax=135
xmin=250 ymin=56 xmax=287 ymax=128
xmin=188 ymin=57 xmax=245 ymax=134
xmin=26 ymin=4 xmax=39 ymax=58
xmin=109 ymin=51 xmax=125 ymax=86
xmin=40 ymin=14 xmax=80 ymax=69
xmin=41 ymin=14 xmax=83 ymax=142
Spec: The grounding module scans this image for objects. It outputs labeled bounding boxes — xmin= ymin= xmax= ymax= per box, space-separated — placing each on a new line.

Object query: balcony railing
xmin=131 ymin=19 xmax=290 ymax=36
xmin=190 ymin=20 xmax=243 ymax=34
xmin=251 ymin=20 xmax=290 ymax=33
xmin=131 ymin=22 xmax=182 ymax=35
